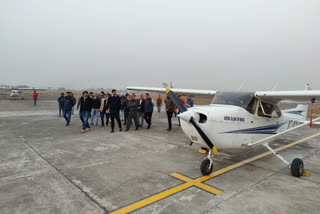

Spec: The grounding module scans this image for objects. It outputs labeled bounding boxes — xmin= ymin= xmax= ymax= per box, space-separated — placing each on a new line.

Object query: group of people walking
xmin=57 ymin=89 xmax=194 ymax=133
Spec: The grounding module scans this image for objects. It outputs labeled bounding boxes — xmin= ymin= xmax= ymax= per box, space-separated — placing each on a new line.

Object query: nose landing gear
xmin=200 ymin=151 xmax=214 ymax=175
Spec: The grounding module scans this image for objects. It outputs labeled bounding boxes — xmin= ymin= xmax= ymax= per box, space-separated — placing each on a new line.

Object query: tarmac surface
xmin=1 ymin=98 xmax=320 ymax=214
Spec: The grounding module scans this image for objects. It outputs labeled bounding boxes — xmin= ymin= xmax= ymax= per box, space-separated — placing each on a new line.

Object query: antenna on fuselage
xmin=236 ymin=81 xmax=246 ymax=92
xmin=271 ymin=82 xmax=279 ymax=91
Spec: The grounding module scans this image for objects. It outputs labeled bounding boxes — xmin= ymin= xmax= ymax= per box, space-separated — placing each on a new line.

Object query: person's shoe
xmin=106 ymin=123 xmax=109 ymax=126
xmin=100 ymin=124 xmax=104 ymax=127
xmin=86 ymin=128 xmax=90 ymax=132
xmin=147 ymin=124 xmax=151 ymax=129
xmin=125 ymin=128 xmax=129 ymax=132
xmin=81 ymin=129 xmax=85 ymax=133
xmin=135 ymin=127 xmax=139 ymax=131
xmin=119 ymin=128 xmax=122 ymax=132
xmin=111 ymin=130 xmax=114 ymax=133
xmin=66 ymin=123 xmax=69 ymax=127
xmin=168 ymin=128 xmax=172 ymax=131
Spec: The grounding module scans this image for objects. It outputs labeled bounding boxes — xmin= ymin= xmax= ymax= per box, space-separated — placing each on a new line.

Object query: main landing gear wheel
xmin=291 ymin=158 xmax=304 ymax=177
xmin=200 ymin=158 xmax=213 ymax=175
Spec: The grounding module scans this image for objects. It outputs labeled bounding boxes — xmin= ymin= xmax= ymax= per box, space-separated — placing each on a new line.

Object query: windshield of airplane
xmin=211 ymin=92 xmax=257 ymax=114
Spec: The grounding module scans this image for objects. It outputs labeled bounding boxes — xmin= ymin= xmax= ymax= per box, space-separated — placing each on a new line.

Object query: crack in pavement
xmin=0 ymin=121 xmax=109 ymax=214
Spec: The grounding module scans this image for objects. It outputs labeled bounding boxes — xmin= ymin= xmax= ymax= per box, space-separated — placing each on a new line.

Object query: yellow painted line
xmin=110 ymin=132 xmax=320 ymax=214
xmin=110 ymin=183 xmax=192 ymax=214
xmin=196 ymin=132 xmax=320 ymax=183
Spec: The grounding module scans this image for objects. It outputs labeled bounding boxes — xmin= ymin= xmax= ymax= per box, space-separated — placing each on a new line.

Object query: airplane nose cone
xmin=178 ymin=110 xmax=194 ymax=122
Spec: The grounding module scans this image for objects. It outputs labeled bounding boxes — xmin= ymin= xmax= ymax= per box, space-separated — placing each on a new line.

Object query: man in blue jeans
xmin=33 ymin=90 xmax=38 ymax=106
xmin=77 ymin=91 xmax=93 ymax=133
xmin=63 ymin=92 xmax=76 ymax=126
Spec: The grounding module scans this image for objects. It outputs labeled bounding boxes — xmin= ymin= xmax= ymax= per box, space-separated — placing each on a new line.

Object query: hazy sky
xmin=1 ymin=0 xmax=319 ymax=90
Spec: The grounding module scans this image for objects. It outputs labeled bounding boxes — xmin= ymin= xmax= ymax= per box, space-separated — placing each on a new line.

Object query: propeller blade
xmin=165 ymin=88 xmax=188 ymax=113
xmin=165 ymin=88 xmax=218 ymax=154
xmin=189 ymin=117 xmax=218 ymax=154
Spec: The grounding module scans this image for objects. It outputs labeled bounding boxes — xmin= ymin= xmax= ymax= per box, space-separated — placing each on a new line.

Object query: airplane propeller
xmin=165 ymin=88 xmax=218 ymax=154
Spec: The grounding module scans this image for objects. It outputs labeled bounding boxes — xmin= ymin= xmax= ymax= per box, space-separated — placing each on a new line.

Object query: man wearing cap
xmin=106 ymin=89 xmax=122 ymax=133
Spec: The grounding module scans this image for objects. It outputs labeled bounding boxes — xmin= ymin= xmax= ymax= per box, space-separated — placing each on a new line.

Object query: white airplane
xmin=0 ymin=86 xmax=46 ymax=99
xmin=127 ymin=85 xmax=320 ymax=177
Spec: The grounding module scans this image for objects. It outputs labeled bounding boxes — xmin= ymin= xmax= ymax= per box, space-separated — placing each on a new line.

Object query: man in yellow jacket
xmin=99 ymin=93 xmax=110 ymax=127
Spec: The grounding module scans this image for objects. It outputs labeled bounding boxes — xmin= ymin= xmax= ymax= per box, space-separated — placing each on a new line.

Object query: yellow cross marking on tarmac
xmin=170 ymin=173 xmax=222 ymax=195
xmin=110 ymin=132 xmax=320 ymax=214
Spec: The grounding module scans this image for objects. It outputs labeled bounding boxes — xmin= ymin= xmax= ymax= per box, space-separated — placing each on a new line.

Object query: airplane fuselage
xmin=180 ymin=104 xmax=305 ymax=150
xmin=9 ymin=90 xmax=23 ymax=98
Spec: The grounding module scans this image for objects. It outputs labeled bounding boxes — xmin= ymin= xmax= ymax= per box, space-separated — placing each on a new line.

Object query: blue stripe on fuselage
xmin=223 ymin=123 xmax=286 ymax=134
xmin=286 ymin=110 xmax=304 ymax=116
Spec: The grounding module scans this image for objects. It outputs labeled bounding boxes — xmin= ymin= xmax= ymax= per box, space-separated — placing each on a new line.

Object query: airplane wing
xmin=0 ymin=87 xmax=47 ymax=91
xmin=255 ymin=90 xmax=320 ymax=103
xmin=126 ymin=87 xmax=216 ymax=97
xmin=247 ymin=117 xmax=320 ymax=147
xmin=17 ymin=88 xmax=47 ymax=91
xmin=0 ymin=87 xmax=11 ymax=91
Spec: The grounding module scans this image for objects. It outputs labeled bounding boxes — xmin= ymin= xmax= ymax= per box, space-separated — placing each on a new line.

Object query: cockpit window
xmin=258 ymin=101 xmax=281 ymax=118
xmin=211 ymin=92 xmax=257 ymax=114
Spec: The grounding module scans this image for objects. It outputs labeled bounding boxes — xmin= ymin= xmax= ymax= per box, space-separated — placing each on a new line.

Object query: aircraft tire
xmin=291 ymin=158 xmax=304 ymax=177
xmin=200 ymin=158 xmax=213 ymax=175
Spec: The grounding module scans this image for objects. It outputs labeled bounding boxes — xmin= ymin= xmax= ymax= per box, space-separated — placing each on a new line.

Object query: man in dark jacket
xmin=57 ymin=93 xmax=65 ymax=117
xmin=70 ymin=92 xmax=76 ymax=115
xmin=125 ymin=95 xmax=139 ymax=131
xmin=106 ymin=89 xmax=122 ymax=133
xmin=90 ymin=93 xmax=101 ymax=125
xmin=122 ymin=94 xmax=129 ymax=125
xmin=88 ymin=92 xmax=93 ymax=119
xmin=144 ymin=93 xmax=155 ymax=129
xmin=63 ymin=92 xmax=76 ymax=126
xmin=165 ymin=94 xmax=175 ymax=131
xmin=137 ymin=94 xmax=145 ymax=128
xmin=77 ymin=91 xmax=93 ymax=133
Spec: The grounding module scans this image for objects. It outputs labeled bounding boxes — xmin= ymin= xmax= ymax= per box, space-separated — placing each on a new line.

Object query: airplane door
xmin=251 ymin=101 xmax=280 ymax=142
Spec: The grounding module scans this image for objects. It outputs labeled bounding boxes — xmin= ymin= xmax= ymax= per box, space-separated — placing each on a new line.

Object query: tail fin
xmin=305 ymin=83 xmax=312 ymax=91
xmin=283 ymin=84 xmax=311 ymax=120
xmin=283 ymin=104 xmax=309 ymax=120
